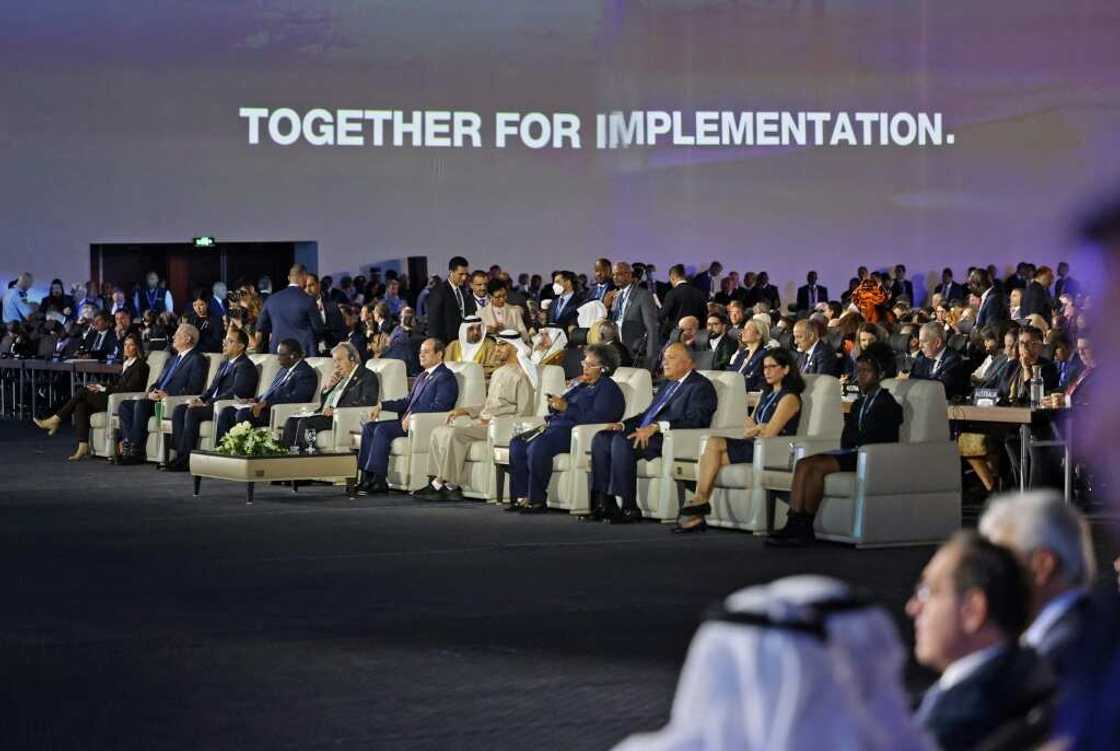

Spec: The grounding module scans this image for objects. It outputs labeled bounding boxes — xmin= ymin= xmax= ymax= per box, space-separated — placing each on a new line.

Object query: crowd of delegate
xmin=3 ymin=246 xmax=1118 ymax=748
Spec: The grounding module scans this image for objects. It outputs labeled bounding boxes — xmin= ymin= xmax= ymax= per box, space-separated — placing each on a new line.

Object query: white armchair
xmin=199 ymin=356 xmax=281 ymax=451
xmin=140 ymin=353 xmax=224 ymax=462
xmin=383 ymin=362 xmax=486 ymax=491
xmin=90 ymin=351 xmax=169 ymax=458
xmin=809 ymin=378 xmax=961 ymax=547
xmin=265 ymin=356 xmax=333 ymax=437
xmin=709 ymin=374 xmax=844 ymax=533
xmin=551 ymin=367 xmax=654 ymax=514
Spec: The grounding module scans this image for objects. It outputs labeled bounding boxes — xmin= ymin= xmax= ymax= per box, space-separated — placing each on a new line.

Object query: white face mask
xmin=552 ymin=282 xmax=565 ymax=296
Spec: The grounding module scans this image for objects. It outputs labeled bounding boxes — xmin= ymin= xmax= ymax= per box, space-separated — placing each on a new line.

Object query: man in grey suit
xmin=255 ymin=264 xmax=324 ymax=356
xmin=979 ymin=490 xmax=1096 ymax=678
xmin=608 ymin=261 xmax=660 ymax=368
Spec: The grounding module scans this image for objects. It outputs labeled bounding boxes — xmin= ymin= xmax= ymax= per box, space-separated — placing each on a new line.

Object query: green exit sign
xmin=193 ymin=235 xmax=216 ymax=248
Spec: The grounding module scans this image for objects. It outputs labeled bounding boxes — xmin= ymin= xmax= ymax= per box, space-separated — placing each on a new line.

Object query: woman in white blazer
xmin=478 ymin=280 xmax=530 ymax=342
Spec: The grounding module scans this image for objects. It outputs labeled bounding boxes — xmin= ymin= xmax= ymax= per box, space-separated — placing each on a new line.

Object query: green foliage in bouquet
xmin=216 ymin=421 xmax=288 ymax=457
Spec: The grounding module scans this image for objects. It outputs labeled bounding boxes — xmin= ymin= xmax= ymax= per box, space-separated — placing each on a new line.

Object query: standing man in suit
xmin=609 ymin=261 xmax=660 ymax=368
xmin=935 ymin=268 xmax=967 ymax=303
xmin=356 ymin=338 xmax=459 ymax=494
xmin=426 ymin=256 xmax=472 ymax=346
xmin=658 ymin=264 xmax=708 ymax=339
xmin=207 ymin=281 xmax=229 ymax=325
xmin=304 ymin=272 xmax=346 ymax=351
xmin=903 ymin=322 xmax=971 ymax=401
xmin=115 ymin=324 xmax=208 ymax=464
xmin=889 ymin=264 xmax=915 ymax=304
xmin=754 ymin=271 xmax=781 ymax=311
xmin=795 ymin=270 xmax=828 ymax=312
xmin=133 ymin=271 xmax=174 ymax=316
xmin=690 ymin=261 xmax=722 ymax=298
xmin=979 ymin=491 xmax=1095 ymax=678
xmin=1053 ymin=262 xmax=1079 ymax=299
xmin=704 ymin=312 xmax=738 ymax=371
xmin=588 ymin=258 xmax=615 ymax=302
xmin=792 ymin=319 xmax=839 ymax=376
xmin=255 ymin=264 xmax=324 ymax=357
xmin=907 ymin=531 xmax=1054 ymax=751
xmin=971 ymin=268 xmax=1008 ymax=329
xmin=588 ymin=343 xmax=718 ymax=524
xmin=214 ymin=339 xmax=318 ymax=442
xmin=1021 ymin=266 xmax=1055 ymax=321
xmin=166 ymin=328 xmax=259 ymax=471
xmin=547 ymin=270 xmax=583 ymax=329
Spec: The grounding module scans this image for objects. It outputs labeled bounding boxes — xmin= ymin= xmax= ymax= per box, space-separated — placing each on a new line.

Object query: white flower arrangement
xmin=216 ymin=421 xmax=287 ymax=457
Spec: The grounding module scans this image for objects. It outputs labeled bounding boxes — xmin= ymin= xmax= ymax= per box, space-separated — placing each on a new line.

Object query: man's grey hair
xmin=176 ymin=323 xmax=200 ymax=346
xmin=332 ymin=341 xmax=361 ymax=365
xmin=978 ymin=490 xmax=1096 ymax=588
xmin=919 ymin=321 xmax=946 ymax=345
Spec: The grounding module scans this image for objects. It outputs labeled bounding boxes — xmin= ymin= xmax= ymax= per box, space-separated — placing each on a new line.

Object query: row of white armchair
xmin=87 ymin=350 xmax=961 ymax=547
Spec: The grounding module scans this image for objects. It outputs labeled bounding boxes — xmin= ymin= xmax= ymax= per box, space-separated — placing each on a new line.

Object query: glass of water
xmin=305 ymin=429 xmax=318 ymax=454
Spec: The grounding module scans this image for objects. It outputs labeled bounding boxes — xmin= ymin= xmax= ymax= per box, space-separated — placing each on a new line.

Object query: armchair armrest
xmin=488 ymin=415 xmax=546 ymax=448
xmin=157 ymin=395 xmax=202 ymax=430
xmin=210 ymin=397 xmax=249 ymax=416
xmin=752 ymin=435 xmax=837 ymax=471
xmin=269 ymin=402 xmax=319 ymax=435
xmin=790 ymin=437 xmax=844 ymax=464
xmin=330 ymin=406 xmax=375 ymax=449
xmin=107 ymin=391 xmax=146 ymax=416
xmin=666 ymin=427 xmax=742 ymax=463
xmin=407 ymin=411 xmax=452 ymax=451
xmin=857 ymin=441 xmax=962 ymax=495
xmin=569 ymin=423 xmax=617 ymax=468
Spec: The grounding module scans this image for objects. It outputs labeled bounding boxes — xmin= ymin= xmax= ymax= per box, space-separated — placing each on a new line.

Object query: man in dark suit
xmin=75 ymin=311 xmax=117 ymax=360
xmin=1021 ymin=266 xmax=1055 ymax=321
xmin=889 ymin=264 xmax=915 ymax=304
xmin=609 ymin=262 xmax=660 ymax=367
xmin=255 ymin=264 xmax=324 ymax=357
xmin=908 ymin=531 xmax=1054 ymax=751
xmin=588 ymin=343 xmax=718 ymax=524
xmin=704 ymin=312 xmax=738 ymax=371
xmin=356 ymin=338 xmax=459 ymax=494
xmin=1004 ymin=262 xmax=1031 ymax=292
xmin=426 ymin=256 xmax=471 ymax=346
xmin=166 ymin=328 xmax=259 ymax=471
xmin=792 ymin=319 xmax=839 ymax=376
xmin=207 ymin=281 xmax=229 ymax=325
xmin=979 ymin=491 xmax=1095 ymax=678
xmin=214 ymin=338 xmax=318 ymax=442
xmin=547 ymin=270 xmax=584 ymax=329
xmin=906 ymin=322 xmax=971 ymax=401
xmin=587 ymin=258 xmax=615 ymax=302
xmin=689 ymin=261 xmax=722 ymax=298
xmin=115 ymin=323 xmax=209 ymax=464
xmin=795 ymin=270 xmax=828 ymax=312
xmin=658 ymin=264 xmax=709 ymax=339
xmin=304 ymin=273 xmax=346 ymax=351
xmin=280 ymin=341 xmax=379 ymax=450
xmin=970 ymin=268 xmax=1009 ymax=329
xmin=754 ymin=271 xmax=780 ymax=311
xmin=1053 ymin=261 xmax=1078 ymax=299
xmin=935 ymin=268 xmax=967 ymax=303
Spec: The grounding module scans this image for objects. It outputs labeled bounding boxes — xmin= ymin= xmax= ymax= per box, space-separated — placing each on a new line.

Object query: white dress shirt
xmin=1021 ymin=589 xmax=1086 ymax=650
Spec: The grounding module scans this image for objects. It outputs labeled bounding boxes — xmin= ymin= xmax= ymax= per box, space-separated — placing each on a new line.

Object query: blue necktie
xmin=158 ymin=354 xmax=184 ymax=390
xmin=640 ymin=380 xmax=682 ymax=428
xmin=405 ymin=370 xmax=431 ymax=414
xmin=262 ymin=366 xmax=292 ymax=402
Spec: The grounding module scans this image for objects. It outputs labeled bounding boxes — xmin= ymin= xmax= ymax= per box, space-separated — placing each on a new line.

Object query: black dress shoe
xmin=671 ymin=518 xmax=707 ymax=534
xmin=519 ymin=501 xmax=548 ymax=514
xmin=504 ymin=500 xmax=527 ymax=513
xmin=609 ymin=507 xmax=642 ymax=525
xmin=411 ymin=483 xmax=443 ymax=499
xmin=442 ymin=487 xmax=466 ymax=501
xmin=358 ymin=477 xmax=390 ymax=495
xmin=166 ymin=460 xmax=189 ymax=473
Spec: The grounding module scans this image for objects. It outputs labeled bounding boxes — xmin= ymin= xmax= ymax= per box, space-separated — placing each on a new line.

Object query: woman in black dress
xmin=675 ymin=348 xmax=805 ymax=533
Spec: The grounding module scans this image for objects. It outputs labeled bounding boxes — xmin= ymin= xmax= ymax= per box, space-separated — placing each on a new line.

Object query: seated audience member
xmin=614 ymin=576 xmax=929 ymax=751
xmin=478 ymin=279 xmax=529 ymax=341
xmin=590 ymin=319 xmax=633 ymax=367
xmin=676 ymin=348 xmax=804 ymax=533
xmin=704 ymin=312 xmax=738 ymax=371
xmin=1008 ymin=288 xmax=1023 ymax=321
xmin=1050 ymin=334 xmax=1082 ymax=391
xmin=34 ymin=333 xmax=149 ymax=461
xmin=792 ymin=318 xmax=840 ymax=376
xmin=996 ymin=326 xmax=1058 ymax=405
xmin=74 ymin=311 xmax=118 ymax=360
xmin=279 ymin=341 xmax=378 ymax=451
xmin=114 ymin=324 xmax=208 ymax=464
xmin=530 ymin=327 xmax=568 ymax=367
xmin=907 ymin=531 xmax=1054 ymax=751
xmin=969 ymin=326 xmax=1006 ymax=386
xmin=902 ymin=321 xmax=970 ymax=401
xmin=588 ymin=343 xmax=717 ymax=524
xmin=356 ymin=338 xmax=458 ymax=495
xmin=415 ymin=331 xmax=534 ymax=501
xmin=851 ymin=273 xmax=891 ymax=323
xmin=165 ymin=328 xmax=259 ymax=470
xmin=445 ymin=316 xmax=503 ymax=376
xmin=725 ymin=300 xmax=747 ymax=340
xmin=1045 ymin=334 xmax=1094 ymax=409
xmin=508 ymin=344 xmax=626 ymax=513
xmin=186 ymin=295 xmax=223 ymax=353
xmin=979 ymin=491 xmax=1096 ymax=677
xmin=214 ymin=338 xmax=318 ymax=442
xmin=840 ymin=322 xmax=883 ymax=381
xmin=726 ymin=317 xmax=770 ymax=392
xmin=768 ymin=343 xmax=902 ymax=547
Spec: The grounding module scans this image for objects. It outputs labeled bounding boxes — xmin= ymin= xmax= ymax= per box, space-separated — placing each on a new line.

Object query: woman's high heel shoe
xmin=672 ymin=501 xmax=711 ymax=534
xmin=34 ymin=416 xmax=61 ymax=436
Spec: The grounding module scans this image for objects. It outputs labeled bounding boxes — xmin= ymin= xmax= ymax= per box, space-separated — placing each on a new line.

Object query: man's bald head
xmin=288 ymin=264 xmax=307 ymax=285
xmin=612 ymin=261 xmax=634 ymax=288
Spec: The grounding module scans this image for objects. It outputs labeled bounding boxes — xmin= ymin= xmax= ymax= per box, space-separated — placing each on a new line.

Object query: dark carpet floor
xmin=1 ymin=422 xmax=1116 ymax=750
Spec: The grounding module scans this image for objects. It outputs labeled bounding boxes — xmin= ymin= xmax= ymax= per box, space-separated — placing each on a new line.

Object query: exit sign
xmin=193 ymin=235 xmax=216 ymax=248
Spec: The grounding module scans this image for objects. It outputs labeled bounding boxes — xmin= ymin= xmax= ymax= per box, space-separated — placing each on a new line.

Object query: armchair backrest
xmin=445 ymin=361 xmax=485 ymax=409
xmin=366 ymin=358 xmax=408 ymax=402
xmin=203 ymin=353 xmax=224 ymax=386
xmin=254 ymin=355 xmax=281 ymax=397
xmin=534 ymin=365 xmax=567 ymax=416
xmin=698 ymin=370 xmax=748 ymax=429
xmin=304 ymin=356 xmax=333 ymax=393
xmin=883 ymin=378 xmax=950 ymax=443
xmin=613 ymin=367 xmax=653 ymax=420
xmin=143 ymin=351 xmax=169 ymax=390
xmin=798 ymin=374 xmax=844 ymax=438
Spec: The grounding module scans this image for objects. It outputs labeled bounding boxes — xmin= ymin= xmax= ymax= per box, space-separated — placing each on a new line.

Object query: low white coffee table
xmin=189 ymin=450 xmax=358 ymax=504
